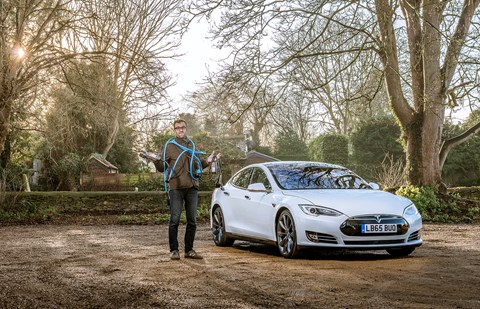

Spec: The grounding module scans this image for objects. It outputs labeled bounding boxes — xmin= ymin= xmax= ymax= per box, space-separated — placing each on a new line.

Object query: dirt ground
xmin=0 ymin=223 xmax=479 ymax=309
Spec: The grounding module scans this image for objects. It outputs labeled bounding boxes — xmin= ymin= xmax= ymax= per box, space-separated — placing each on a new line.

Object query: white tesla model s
xmin=210 ymin=161 xmax=422 ymax=258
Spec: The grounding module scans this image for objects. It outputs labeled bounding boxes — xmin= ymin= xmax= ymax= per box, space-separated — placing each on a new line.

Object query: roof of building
xmin=246 ymin=150 xmax=279 ymax=162
xmin=88 ymin=153 xmax=118 ymax=170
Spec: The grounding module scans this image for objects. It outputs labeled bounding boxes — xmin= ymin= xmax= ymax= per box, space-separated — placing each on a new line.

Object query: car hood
xmin=282 ymin=189 xmax=412 ymax=216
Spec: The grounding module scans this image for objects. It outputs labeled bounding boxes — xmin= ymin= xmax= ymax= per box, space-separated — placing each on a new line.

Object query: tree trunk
xmin=0 ymin=80 xmax=16 ymax=157
xmin=0 ymin=104 xmax=11 ymax=157
xmin=251 ymin=121 xmax=263 ymax=147
xmin=0 ymin=126 xmax=11 ymax=169
xmin=375 ymin=0 xmax=480 ymax=186
xmin=101 ymin=110 xmax=120 ymax=158
xmin=405 ymin=109 xmax=444 ymax=185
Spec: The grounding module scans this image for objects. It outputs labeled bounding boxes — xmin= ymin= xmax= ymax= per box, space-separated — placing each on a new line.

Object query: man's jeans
xmin=168 ymin=188 xmax=198 ymax=252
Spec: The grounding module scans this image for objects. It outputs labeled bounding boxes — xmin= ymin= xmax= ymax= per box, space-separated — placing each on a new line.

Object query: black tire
xmin=386 ymin=247 xmax=416 ymax=257
xmin=276 ymin=209 xmax=299 ymax=258
xmin=212 ymin=207 xmax=234 ymax=246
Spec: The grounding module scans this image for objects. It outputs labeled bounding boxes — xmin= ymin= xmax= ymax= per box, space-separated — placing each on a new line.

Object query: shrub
xmin=375 ymin=154 xmax=407 ymax=190
xmin=442 ymin=131 xmax=480 ymax=186
xmin=136 ymin=176 xmax=164 ymax=191
xmin=0 ymin=164 xmax=28 ymax=192
xmin=395 ymin=185 xmax=439 ymax=216
xmin=395 ymin=185 xmax=479 ymax=222
xmin=273 ymin=128 xmax=309 ymax=161
xmin=308 ymin=133 xmax=348 ymax=165
xmin=350 ymin=116 xmax=404 ymax=181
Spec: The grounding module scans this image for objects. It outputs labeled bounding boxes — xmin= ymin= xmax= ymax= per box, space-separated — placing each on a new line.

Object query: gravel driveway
xmin=0 ymin=223 xmax=479 ymax=308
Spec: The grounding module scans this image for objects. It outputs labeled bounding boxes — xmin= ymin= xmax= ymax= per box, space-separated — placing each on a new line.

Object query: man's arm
xmin=153 ymin=160 xmax=165 ymax=172
xmin=139 ymin=150 xmax=165 ymax=172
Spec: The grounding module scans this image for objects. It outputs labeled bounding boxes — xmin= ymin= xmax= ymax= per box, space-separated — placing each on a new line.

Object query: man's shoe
xmin=170 ymin=250 xmax=180 ymax=260
xmin=185 ymin=250 xmax=203 ymax=259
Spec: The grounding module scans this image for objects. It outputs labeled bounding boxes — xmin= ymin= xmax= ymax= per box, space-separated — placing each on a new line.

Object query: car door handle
xmin=223 ymin=192 xmax=230 ymax=196
xmin=244 ymin=195 xmax=251 ymax=200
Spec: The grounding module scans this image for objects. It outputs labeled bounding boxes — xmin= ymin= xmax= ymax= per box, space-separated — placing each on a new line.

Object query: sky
xmin=166 ymin=19 xmax=228 ymax=112
xmin=165 ymin=19 xmax=473 ymax=123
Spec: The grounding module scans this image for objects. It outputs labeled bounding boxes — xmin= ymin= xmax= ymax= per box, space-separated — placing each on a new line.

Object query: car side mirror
xmin=247 ymin=182 xmax=272 ymax=193
xmin=369 ymin=182 xmax=380 ymax=190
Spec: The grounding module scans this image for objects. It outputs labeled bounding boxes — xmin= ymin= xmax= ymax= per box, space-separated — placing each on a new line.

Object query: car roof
xmin=254 ymin=161 xmax=346 ymax=170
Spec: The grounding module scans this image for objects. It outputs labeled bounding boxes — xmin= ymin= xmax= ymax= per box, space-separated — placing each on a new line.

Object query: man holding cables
xmin=152 ymin=119 xmax=220 ymax=260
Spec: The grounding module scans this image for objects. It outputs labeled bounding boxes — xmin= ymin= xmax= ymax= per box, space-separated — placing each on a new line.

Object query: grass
xmin=117 ymin=210 xmax=210 ymax=225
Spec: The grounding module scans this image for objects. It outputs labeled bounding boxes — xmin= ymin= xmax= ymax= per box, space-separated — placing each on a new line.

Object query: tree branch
xmin=399 ymin=0 xmax=424 ymax=110
xmin=374 ymin=0 xmax=414 ymax=126
xmin=441 ymin=0 xmax=480 ymax=92
xmin=440 ymin=119 xmax=480 ymax=169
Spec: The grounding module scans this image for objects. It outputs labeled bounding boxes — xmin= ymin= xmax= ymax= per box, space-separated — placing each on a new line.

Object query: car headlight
xmin=403 ymin=204 xmax=419 ymax=216
xmin=299 ymin=204 xmax=343 ymax=217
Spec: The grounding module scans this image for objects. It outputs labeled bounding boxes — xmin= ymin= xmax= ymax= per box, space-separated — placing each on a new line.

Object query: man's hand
xmin=140 ymin=150 xmax=162 ymax=162
xmin=207 ymin=151 xmax=221 ymax=163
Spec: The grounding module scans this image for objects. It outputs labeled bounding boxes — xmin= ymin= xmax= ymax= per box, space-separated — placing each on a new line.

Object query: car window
xmin=230 ymin=168 xmax=252 ymax=189
xmin=268 ymin=165 xmax=370 ymax=190
xmin=250 ymin=168 xmax=272 ymax=190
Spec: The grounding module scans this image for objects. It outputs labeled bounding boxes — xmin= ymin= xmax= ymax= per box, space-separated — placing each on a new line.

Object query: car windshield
xmin=268 ymin=164 xmax=371 ymax=190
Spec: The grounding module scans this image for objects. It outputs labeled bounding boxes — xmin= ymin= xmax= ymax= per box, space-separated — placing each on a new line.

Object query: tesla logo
xmin=374 ymin=215 xmax=382 ymax=223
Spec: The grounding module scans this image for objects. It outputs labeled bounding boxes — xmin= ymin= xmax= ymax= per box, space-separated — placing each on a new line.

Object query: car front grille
xmin=343 ymin=239 xmax=405 ymax=245
xmin=306 ymin=231 xmax=338 ymax=244
xmin=340 ymin=215 xmax=409 ymax=236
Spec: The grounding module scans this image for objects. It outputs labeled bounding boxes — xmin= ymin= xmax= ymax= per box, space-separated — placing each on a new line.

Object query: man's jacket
xmin=154 ymin=137 xmax=208 ymax=190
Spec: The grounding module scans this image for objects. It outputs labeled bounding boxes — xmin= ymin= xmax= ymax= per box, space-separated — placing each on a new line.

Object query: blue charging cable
xmin=162 ymin=137 xmax=206 ymax=194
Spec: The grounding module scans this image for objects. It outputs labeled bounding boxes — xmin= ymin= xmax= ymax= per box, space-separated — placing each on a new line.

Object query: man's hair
xmin=173 ymin=119 xmax=187 ymax=128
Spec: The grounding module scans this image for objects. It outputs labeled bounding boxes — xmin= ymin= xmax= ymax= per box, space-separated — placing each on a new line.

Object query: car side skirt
xmin=225 ymin=232 xmax=277 ymax=246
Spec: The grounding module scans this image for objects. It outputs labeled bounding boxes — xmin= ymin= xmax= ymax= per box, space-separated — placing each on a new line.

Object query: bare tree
xmin=272 ymin=51 xmax=388 ymax=137
xmin=66 ymin=0 xmax=185 ymax=156
xmin=1 ymin=0 xmax=184 ymax=163
xmin=188 ymin=70 xmax=276 ymax=146
xmin=0 ymin=0 xmax=79 ymax=157
xmin=272 ymin=13 xmax=388 ymax=136
xmin=268 ymin=91 xmax=319 ymax=142
xmin=187 ymin=0 xmax=480 ymax=186
xmin=375 ymin=0 xmax=480 ymax=185
xmin=188 ymin=2 xmax=387 ymax=146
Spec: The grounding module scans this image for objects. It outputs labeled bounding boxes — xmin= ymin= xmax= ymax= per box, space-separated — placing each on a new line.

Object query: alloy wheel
xmin=276 ymin=209 xmax=298 ymax=258
xmin=212 ymin=207 xmax=234 ymax=246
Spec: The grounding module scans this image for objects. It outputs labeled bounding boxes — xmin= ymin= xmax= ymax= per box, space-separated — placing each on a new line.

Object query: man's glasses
xmin=174 ymin=126 xmax=187 ymax=130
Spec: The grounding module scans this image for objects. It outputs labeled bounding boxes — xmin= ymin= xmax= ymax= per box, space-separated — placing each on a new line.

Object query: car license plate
xmin=361 ymin=224 xmax=397 ymax=233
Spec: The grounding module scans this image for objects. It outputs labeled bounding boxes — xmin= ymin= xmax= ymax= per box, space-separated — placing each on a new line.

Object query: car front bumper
xmin=295 ymin=214 xmax=423 ymax=249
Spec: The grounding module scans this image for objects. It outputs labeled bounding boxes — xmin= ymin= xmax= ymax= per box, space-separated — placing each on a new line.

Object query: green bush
xmin=448 ymin=186 xmax=480 ymax=201
xmin=395 ymin=185 xmax=479 ymax=222
xmin=308 ymin=136 xmax=323 ymax=162
xmin=395 ymin=185 xmax=439 ymax=215
xmin=2 ymin=190 xmax=478 ymax=224
xmin=0 ymin=164 xmax=29 ymax=191
xmin=0 ymin=197 xmax=57 ymax=223
xmin=442 ymin=122 xmax=480 ymax=186
xmin=273 ymin=128 xmax=309 ymax=161
xmin=136 ymin=176 xmax=164 ymax=191
xmin=350 ymin=116 xmax=404 ymax=181
xmin=309 ymin=133 xmax=348 ymax=165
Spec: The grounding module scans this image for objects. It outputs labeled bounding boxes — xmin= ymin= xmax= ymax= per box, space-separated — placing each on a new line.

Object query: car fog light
xmin=306 ymin=231 xmax=319 ymax=242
